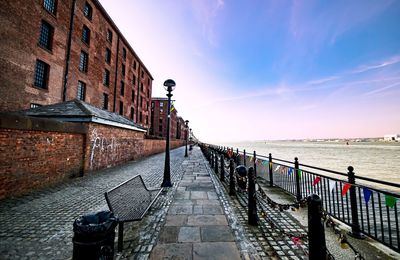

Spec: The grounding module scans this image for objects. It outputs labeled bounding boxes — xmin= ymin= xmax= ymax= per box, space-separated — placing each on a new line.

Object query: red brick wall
xmin=0 ymin=129 xmax=84 ymax=200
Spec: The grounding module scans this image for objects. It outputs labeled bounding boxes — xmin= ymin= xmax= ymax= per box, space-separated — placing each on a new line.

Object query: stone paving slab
xmin=149 ymin=149 xmax=242 ymax=260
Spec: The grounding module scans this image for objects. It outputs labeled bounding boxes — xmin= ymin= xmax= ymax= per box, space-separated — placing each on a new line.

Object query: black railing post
xmin=348 ymin=166 xmax=363 ymax=238
xmin=308 ymin=194 xmax=326 ymax=260
xmin=229 ymin=159 xmax=236 ymax=196
xmin=253 ymin=151 xmax=257 ymax=178
xmin=295 ymin=157 xmax=302 ymax=201
xmin=211 ymin=152 xmax=214 ymax=168
xmin=214 ymin=151 xmax=219 ymax=174
xmin=236 ymin=148 xmax=239 ymax=164
xmin=244 ymin=149 xmax=246 ymax=166
xmin=220 ymin=154 xmax=225 ymax=182
xmin=248 ymin=167 xmax=258 ymax=226
xmin=269 ymin=153 xmax=273 ymax=187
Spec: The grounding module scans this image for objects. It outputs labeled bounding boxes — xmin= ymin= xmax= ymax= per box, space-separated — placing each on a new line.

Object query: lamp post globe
xmin=184 ymin=120 xmax=189 ymax=157
xmin=161 ymin=79 xmax=176 ymax=188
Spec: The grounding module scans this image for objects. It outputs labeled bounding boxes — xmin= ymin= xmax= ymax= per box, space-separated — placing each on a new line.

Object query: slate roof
xmin=19 ymin=100 xmax=146 ymax=132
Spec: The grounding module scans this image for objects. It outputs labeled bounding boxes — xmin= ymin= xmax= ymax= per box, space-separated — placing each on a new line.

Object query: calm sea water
xmin=220 ymin=141 xmax=400 ymax=185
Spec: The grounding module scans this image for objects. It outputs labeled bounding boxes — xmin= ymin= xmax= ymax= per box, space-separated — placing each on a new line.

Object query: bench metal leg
xmin=118 ymin=222 xmax=124 ymax=252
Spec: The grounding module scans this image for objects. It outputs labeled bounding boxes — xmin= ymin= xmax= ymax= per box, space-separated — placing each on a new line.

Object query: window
xmin=147 ymin=79 xmax=150 ymax=85
xmin=130 ymin=107 xmax=134 ymax=120
xmin=82 ymin=25 xmax=90 ymax=45
xmin=103 ymin=69 xmax=110 ymax=86
xmin=102 ymin=93 xmax=108 ymax=110
xmin=151 ymin=102 xmax=154 ymax=108
xmin=105 ymin=48 xmax=111 ymax=64
xmin=122 ymin=48 xmax=126 ymax=60
xmin=38 ymin=20 xmax=53 ymax=50
xmin=120 ymin=81 xmax=124 ymax=96
xmin=160 ymin=102 xmax=164 ymax=107
xmin=140 ymin=82 xmax=143 ymax=91
xmin=132 ymin=74 xmax=136 ymax=85
xmin=30 ymin=103 xmax=42 ymax=109
xmin=140 ymin=96 xmax=143 ymax=107
xmin=133 ymin=60 xmax=137 ymax=70
xmin=147 ymin=88 xmax=150 ymax=98
xmin=83 ymin=2 xmax=92 ymax=20
xmin=121 ymin=64 xmax=125 ymax=76
xmin=145 ymin=116 xmax=148 ymax=125
xmin=131 ymin=90 xmax=135 ymax=102
xmin=43 ymin=0 xmax=57 ymax=15
xmin=34 ymin=60 xmax=49 ymax=89
xmin=107 ymin=29 xmax=113 ymax=43
xmin=77 ymin=81 xmax=86 ymax=101
xmin=141 ymin=70 xmax=144 ymax=78
xmin=159 ymin=125 xmax=162 ymax=132
xmin=79 ymin=51 xmax=88 ymax=73
xmin=160 ymin=108 xmax=163 ymax=113
xmin=119 ymin=101 xmax=123 ymax=115
xmin=139 ymin=112 xmax=142 ymax=123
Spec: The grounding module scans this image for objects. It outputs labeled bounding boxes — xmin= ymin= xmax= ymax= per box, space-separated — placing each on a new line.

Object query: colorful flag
xmin=341 ymin=183 xmax=351 ymax=196
xmin=328 ymin=180 xmax=336 ymax=193
xmin=249 ymin=156 xmax=253 ymax=162
xmin=269 ymin=162 xmax=272 ymax=168
xmin=297 ymin=169 xmax=302 ymax=177
xmin=385 ymin=195 xmax=397 ymax=208
xmin=276 ymin=165 xmax=281 ymax=172
xmin=363 ymin=188 xmax=372 ymax=204
xmin=288 ymin=168 xmax=293 ymax=176
xmin=313 ymin=176 xmax=321 ymax=186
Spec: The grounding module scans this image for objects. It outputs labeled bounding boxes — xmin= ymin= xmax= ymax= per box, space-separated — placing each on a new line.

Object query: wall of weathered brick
xmin=0 ymin=114 xmax=184 ymax=199
xmin=0 ymin=114 xmax=86 ymax=200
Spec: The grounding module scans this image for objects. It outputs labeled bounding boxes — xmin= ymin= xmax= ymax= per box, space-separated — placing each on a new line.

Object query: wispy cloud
xmin=364 ymin=82 xmax=400 ymax=96
xmin=351 ymin=56 xmax=400 ymax=74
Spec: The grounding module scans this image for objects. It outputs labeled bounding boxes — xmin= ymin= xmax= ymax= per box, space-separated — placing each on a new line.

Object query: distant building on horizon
xmin=150 ymin=97 xmax=186 ymax=140
xmin=0 ymin=0 xmax=153 ymax=129
xmin=384 ymin=134 xmax=400 ymax=141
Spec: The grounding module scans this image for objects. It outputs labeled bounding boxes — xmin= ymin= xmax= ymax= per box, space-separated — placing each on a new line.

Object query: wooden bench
xmin=104 ymin=175 xmax=162 ymax=252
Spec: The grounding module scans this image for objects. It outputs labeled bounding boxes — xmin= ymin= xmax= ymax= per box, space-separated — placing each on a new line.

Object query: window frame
xmin=105 ymin=48 xmax=111 ymax=64
xmin=34 ymin=59 xmax=50 ymax=89
xmin=43 ymin=0 xmax=57 ymax=15
xmin=79 ymin=51 xmax=89 ymax=73
xmin=106 ymin=29 xmax=113 ymax=43
xmin=82 ymin=25 xmax=91 ymax=45
xmin=83 ymin=2 xmax=93 ymax=20
xmin=77 ymin=81 xmax=86 ymax=101
xmin=102 ymin=93 xmax=109 ymax=110
xmin=103 ymin=69 xmax=110 ymax=86
xmin=38 ymin=20 xmax=54 ymax=51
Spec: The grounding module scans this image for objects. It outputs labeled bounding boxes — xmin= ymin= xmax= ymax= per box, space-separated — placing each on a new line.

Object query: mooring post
xmin=308 ymin=194 xmax=327 ymax=260
xmin=220 ymin=154 xmax=225 ymax=182
xmin=348 ymin=166 xmax=363 ymax=238
xmin=248 ymin=167 xmax=258 ymax=226
xmin=243 ymin=149 xmax=246 ymax=166
xmin=269 ymin=153 xmax=273 ymax=187
xmin=253 ymin=150 xmax=257 ymax=178
xmin=214 ymin=151 xmax=219 ymax=174
xmin=294 ymin=157 xmax=302 ymax=201
xmin=211 ymin=152 xmax=214 ymax=168
xmin=229 ymin=159 xmax=236 ymax=196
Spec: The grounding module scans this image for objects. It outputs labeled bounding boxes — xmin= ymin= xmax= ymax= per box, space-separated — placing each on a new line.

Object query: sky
xmin=99 ymin=0 xmax=400 ymax=143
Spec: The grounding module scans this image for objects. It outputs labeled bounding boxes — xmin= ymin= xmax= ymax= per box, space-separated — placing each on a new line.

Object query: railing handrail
xmin=208 ymin=144 xmax=400 ymax=193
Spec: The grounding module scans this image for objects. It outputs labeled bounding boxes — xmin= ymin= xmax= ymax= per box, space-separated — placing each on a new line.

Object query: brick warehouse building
xmin=0 ymin=0 xmax=153 ymax=128
xmin=150 ymin=98 xmax=187 ymax=140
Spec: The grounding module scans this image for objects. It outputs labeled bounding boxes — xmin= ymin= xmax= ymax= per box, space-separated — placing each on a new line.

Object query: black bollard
xmin=308 ymin=194 xmax=327 ymax=260
xmin=243 ymin=149 xmax=246 ymax=166
xmin=220 ymin=155 xmax=225 ymax=182
xmin=211 ymin=152 xmax=214 ymax=168
xmin=269 ymin=153 xmax=273 ymax=187
xmin=229 ymin=159 xmax=236 ymax=196
xmin=348 ymin=166 xmax=363 ymax=238
xmin=214 ymin=152 xmax=219 ymax=174
xmin=248 ymin=167 xmax=258 ymax=226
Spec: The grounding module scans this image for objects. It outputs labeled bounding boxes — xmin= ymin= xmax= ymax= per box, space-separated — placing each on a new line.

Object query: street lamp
xmin=161 ymin=79 xmax=176 ymax=188
xmin=184 ymin=120 xmax=189 ymax=157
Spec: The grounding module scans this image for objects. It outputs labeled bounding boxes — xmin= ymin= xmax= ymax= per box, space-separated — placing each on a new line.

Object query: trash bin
xmin=72 ymin=210 xmax=118 ymax=260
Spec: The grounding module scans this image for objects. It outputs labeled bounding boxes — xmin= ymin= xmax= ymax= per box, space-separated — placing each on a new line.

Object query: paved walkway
xmin=0 ymin=147 xmax=185 ymax=259
xmin=149 ymin=150 xmax=241 ymax=259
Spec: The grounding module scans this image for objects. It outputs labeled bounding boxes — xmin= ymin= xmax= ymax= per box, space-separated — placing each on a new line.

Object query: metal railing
xmin=203 ymin=144 xmax=400 ymax=253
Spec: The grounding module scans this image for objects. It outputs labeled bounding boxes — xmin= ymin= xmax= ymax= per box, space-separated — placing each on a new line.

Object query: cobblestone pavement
xmin=0 ymin=147 xmax=186 ymax=259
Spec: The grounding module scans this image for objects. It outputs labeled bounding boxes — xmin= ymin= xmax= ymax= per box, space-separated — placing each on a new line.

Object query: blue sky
xmin=100 ymin=0 xmax=400 ymax=142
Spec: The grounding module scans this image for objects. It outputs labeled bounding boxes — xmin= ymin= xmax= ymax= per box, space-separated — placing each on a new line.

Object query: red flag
xmin=342 ymin=183 xmax=351 ymax=196
xmin=312 ymin=176 xmax=321 ymax=186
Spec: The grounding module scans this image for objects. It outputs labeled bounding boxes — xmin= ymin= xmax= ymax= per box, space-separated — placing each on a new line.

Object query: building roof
xmin=19 ymin=100 xmax=146 ymax=132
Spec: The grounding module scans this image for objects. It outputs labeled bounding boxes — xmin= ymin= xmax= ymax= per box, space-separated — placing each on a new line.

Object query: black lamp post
xmin=161 ymin=79 xmax=175 ymax=188
xmin=184 ymin=120 xmax=189 ymax=157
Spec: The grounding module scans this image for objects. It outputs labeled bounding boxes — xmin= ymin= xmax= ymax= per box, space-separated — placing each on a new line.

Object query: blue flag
xmin=288 ymin=168 xmax=293 ymax=176
xmin=363 ymin=188 xmax=372 ymax=204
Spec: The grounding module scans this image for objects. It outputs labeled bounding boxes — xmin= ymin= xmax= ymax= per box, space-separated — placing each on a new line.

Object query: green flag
xmin=297 ymin=169 xmax=302 ymax=177
xmin=385 ymin=195 xmax=397 ymax=208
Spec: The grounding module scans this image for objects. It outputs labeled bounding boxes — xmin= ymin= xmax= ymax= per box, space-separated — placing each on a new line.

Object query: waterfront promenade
xmin=0 ymin=146 xmax=398 ymax=259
